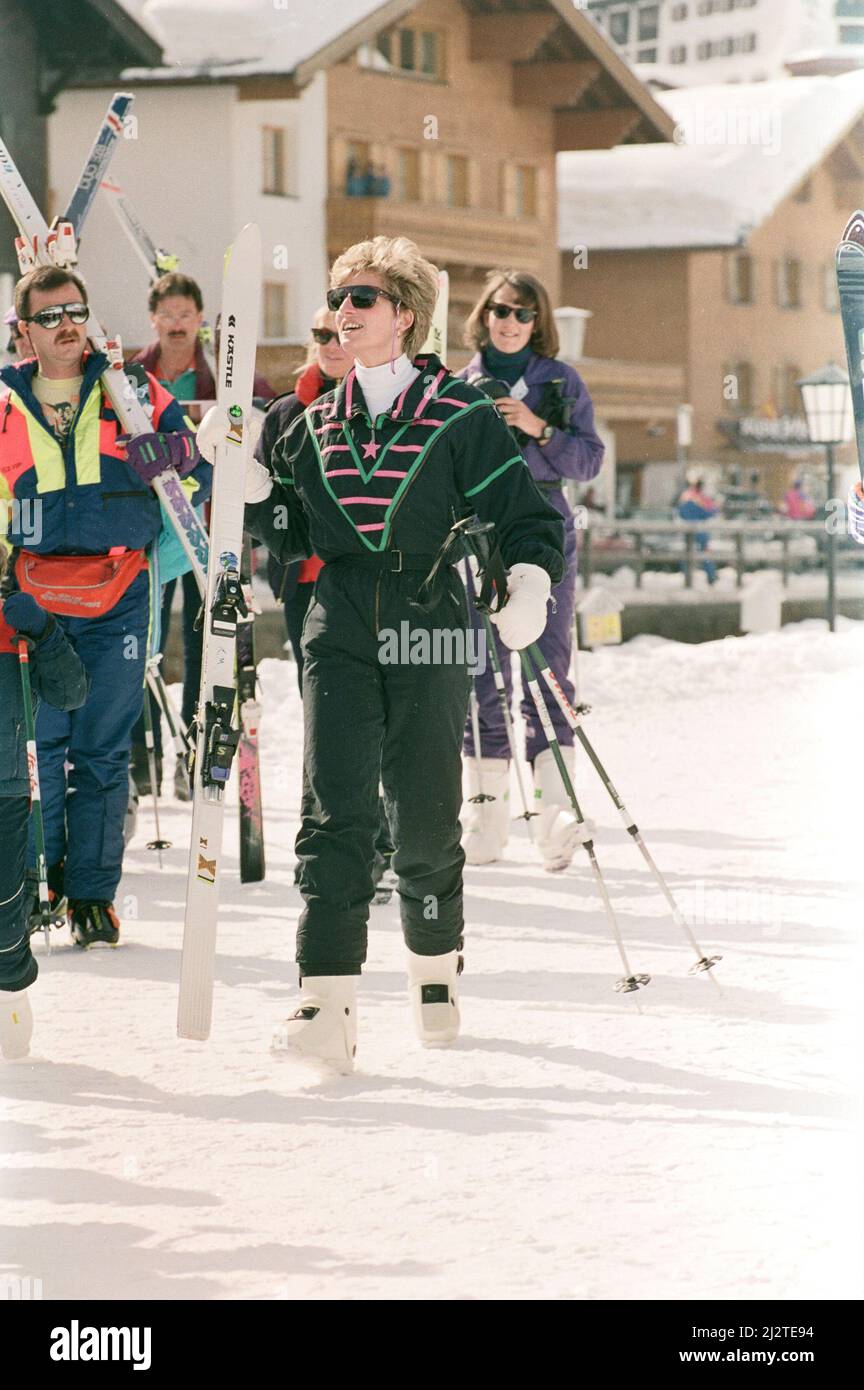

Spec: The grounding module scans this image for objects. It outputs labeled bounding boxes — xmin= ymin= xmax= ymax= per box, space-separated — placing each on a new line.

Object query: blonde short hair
xmin=329 ymin=236 xmax=439 ymax=361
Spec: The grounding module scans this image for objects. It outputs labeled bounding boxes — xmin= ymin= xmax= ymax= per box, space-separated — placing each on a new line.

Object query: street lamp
xmin=797 ymin=363 xmax=854 ymax=632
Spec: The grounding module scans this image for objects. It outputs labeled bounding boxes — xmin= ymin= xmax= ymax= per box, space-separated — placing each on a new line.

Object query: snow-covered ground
xmin=2 ymin=622 xmax=862 ymax=1301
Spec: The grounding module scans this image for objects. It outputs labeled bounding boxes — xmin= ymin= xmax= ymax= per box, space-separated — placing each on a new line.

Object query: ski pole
xmin=463 ymin=554 xmax=536 ymax=831
xmin=146 ymin=657 xmax=191 ymax=796
xmin=17 ymin=640 xmax=64 ymax=952
xmin=141 ymin=683 xmax=171 ymax=863
xmin=519 ymin=646 xmax=650 ymax=995
xmin=526 ymin=640 xmax=722 ymax=983
xmin=462 ymin=559 xmax=491 ymax=808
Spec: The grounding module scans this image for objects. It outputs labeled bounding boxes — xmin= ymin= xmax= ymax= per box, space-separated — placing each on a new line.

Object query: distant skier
xmin=458 ymin=269 xmax=604 ymax=872
xmin=199 ymin=235 xmax=564 ymax=1070
xmin=0 ymin=265 xmax=210 ymax=947
xmin=0 ymin=569 xmax=89 ymax=1057
xmin=782 ymin=476 xmax=816 ymax=521
xmin=677 ymin=470 xmax=719 ymax=585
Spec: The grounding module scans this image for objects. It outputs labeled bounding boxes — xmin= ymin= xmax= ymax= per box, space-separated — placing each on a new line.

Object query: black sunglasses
xmin=23 ymin=302 xmax=89 ymax=330
xmin=311 ymin=328 xmax=338 ymax=344
xmin=326 ymin=284 xmax=400 ymax=313
xmin=487 ymin=302 xmax=536 ymax=324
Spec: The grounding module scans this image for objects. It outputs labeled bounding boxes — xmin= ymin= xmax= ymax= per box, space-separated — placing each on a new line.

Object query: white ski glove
xmin=196 ymin=405 xmax=271 ymax=503
xmin=490 ymin=563 xmax=551 ymax=650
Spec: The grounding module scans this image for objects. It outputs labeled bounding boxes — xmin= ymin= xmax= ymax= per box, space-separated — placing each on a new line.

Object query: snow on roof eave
xmin=117 ymin=60 xmax=299 ymax=83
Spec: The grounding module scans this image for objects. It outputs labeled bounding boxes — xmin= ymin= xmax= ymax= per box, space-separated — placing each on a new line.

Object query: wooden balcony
xmin=327 ymin=196 xmax=547 ymax=274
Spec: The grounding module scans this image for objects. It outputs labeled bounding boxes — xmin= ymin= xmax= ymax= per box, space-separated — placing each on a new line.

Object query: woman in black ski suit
xmin=200 ymin=236 xmax=564 ymax=1069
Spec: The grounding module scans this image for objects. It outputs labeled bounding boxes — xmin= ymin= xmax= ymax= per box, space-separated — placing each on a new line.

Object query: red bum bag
xmin=15 ymin=548 xmax=148 ymax=617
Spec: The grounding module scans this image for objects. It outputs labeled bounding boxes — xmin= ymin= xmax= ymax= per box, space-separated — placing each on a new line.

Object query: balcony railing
xmin=327 ymin=196 xmax=545 ymax=270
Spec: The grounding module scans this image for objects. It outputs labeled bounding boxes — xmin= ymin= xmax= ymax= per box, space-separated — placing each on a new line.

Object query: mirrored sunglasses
xmin=24 ymin=303 xmax=89 ymax=330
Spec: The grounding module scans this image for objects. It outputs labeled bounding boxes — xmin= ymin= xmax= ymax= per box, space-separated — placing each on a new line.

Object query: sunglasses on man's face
xmin=487 ymin=302 xmax=537 ymax=324
xmin=326 ymin=285 xmax=400 ymax=313
xmin=24 ymin=303 xmax=89 ymax=330
xmin=311 ymin=328 xmax=339 ymax=345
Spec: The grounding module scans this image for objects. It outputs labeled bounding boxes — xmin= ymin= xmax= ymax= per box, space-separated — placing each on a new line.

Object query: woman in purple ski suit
xmin=459 ymin=270 xmax=604 ymax=871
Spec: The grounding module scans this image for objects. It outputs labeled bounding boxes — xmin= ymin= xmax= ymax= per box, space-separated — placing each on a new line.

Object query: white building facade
xmin=586 ymin=0 xmax=854 ymax=84
xmin=47 ymin=74 xmax=328 ymax=356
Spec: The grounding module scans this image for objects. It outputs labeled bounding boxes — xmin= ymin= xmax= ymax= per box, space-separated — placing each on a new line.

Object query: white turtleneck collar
xmin=354 ymin=353 xmax=419 ymax=421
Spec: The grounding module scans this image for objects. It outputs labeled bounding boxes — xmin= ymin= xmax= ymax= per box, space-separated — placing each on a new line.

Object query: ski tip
xmin=223 ymin=222 xmax=262 ymax=275
xmin=840 ymin=210 xmax=864 ymax=247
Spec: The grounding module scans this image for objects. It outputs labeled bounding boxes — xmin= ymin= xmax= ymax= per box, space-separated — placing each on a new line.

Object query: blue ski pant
xmin=29 ymin=571 xmax=150 ymax=901
xmin=0 ymin=796 xmax=37 ymax=992
xmin=463 ymin=524 xmax=578 ymax=764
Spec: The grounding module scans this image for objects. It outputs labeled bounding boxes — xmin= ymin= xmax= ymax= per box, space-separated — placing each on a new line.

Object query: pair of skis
xmin=178 ymin=223 xmax=262 ymax=1038
xmin=100 ymin=157 xmax=265 ymax=885
xmin=0 ymin=95 xmax=210 ymax=592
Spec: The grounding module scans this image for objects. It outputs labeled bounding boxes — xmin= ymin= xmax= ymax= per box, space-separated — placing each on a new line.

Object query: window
xmin=608 ymin=10 xmax=631 ymax=44
xmin=263 ymin=282 xmax=288 ymax=340
xmin=839 ymin=24 xmax=864 ymax=42
xmin=446 ymin=155 xmax=469 ymax=208
xmin=399 ymin=27 xmax=415 ymax=71
xmin=777 ymin=257 xmax=802 ymax=309
xmin=261 ymin=126 xmax=286 ymax=196
xmin=395 ymin=147 xmax=420 ymax=202
xmin=729 ymin=360 xmax=754 ymax=412
xmin=727 ymin=252 xmax=754 ymax=305
xmin=514 ymin=165 xmax=538 ymax=218
xmin=823 ymin=263 xmax=840 ymax=313
xmin=638 ymin=47 xmax=658 ymax=60
xmin=670 ymin=3 xmax=688 ymax=18
xmin=372 ymin=25 xmax=445 ymax=77
xmin=420 ymin=31 xmax=439 ymax=77
xmin=669 ymin=44 xmax=687 ymax=62
xmin=775 ymin=364 xmax=802 ymax=415
xmin=638 ymin=4 xmax=659 ymax=41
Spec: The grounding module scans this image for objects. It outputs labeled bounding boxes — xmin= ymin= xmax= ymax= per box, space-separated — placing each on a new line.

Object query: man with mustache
xmin=0 ymin=265 xmax=211 ymax=947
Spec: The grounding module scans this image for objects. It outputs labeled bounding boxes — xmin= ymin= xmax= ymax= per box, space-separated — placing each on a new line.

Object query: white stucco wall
xmin=47 ymin=74 xmax=327 ymax=353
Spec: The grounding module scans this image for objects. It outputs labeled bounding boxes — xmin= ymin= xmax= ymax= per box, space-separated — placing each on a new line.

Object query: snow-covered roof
xmin=126 ymin=0 xmax=412 ymax=79
xmin=558 ymin=71 xmax=864 ymax=252
xmin=119 ymin=0 xmax=673 ymax=144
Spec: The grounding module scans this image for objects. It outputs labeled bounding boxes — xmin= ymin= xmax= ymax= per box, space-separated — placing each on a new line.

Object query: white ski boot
xmin=271 ymin=976 xmax=357 ymax=1073
xmin=406 ymin=948 xmax=461 ymax=1045
xmin=461 ymin=757 xmax=510 ymax=864
xmin=533 ymin=747 xmax=591 ymax=873
xmin=0 ymin=990 xmax=33 ymax=1061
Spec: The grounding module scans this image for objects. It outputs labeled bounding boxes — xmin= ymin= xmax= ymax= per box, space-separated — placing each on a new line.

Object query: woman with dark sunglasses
xmin=198 ymin=236 xmax=564 ymax=1070
xmin=261 ymin=306 xmax=397 ymax=899
xmin=459 ymin=270 xmax=605 ymax=873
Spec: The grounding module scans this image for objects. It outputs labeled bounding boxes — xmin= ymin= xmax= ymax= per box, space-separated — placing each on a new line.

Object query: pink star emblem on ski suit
xmin=362 ymin=440 xmax=380 ymax=460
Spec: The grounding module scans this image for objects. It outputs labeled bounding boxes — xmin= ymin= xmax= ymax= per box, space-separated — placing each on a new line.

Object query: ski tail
xmin=64 ymin=92 xmax=134 ymax=236
xmin=178 ymin=224 xmax=262 ymax=1041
